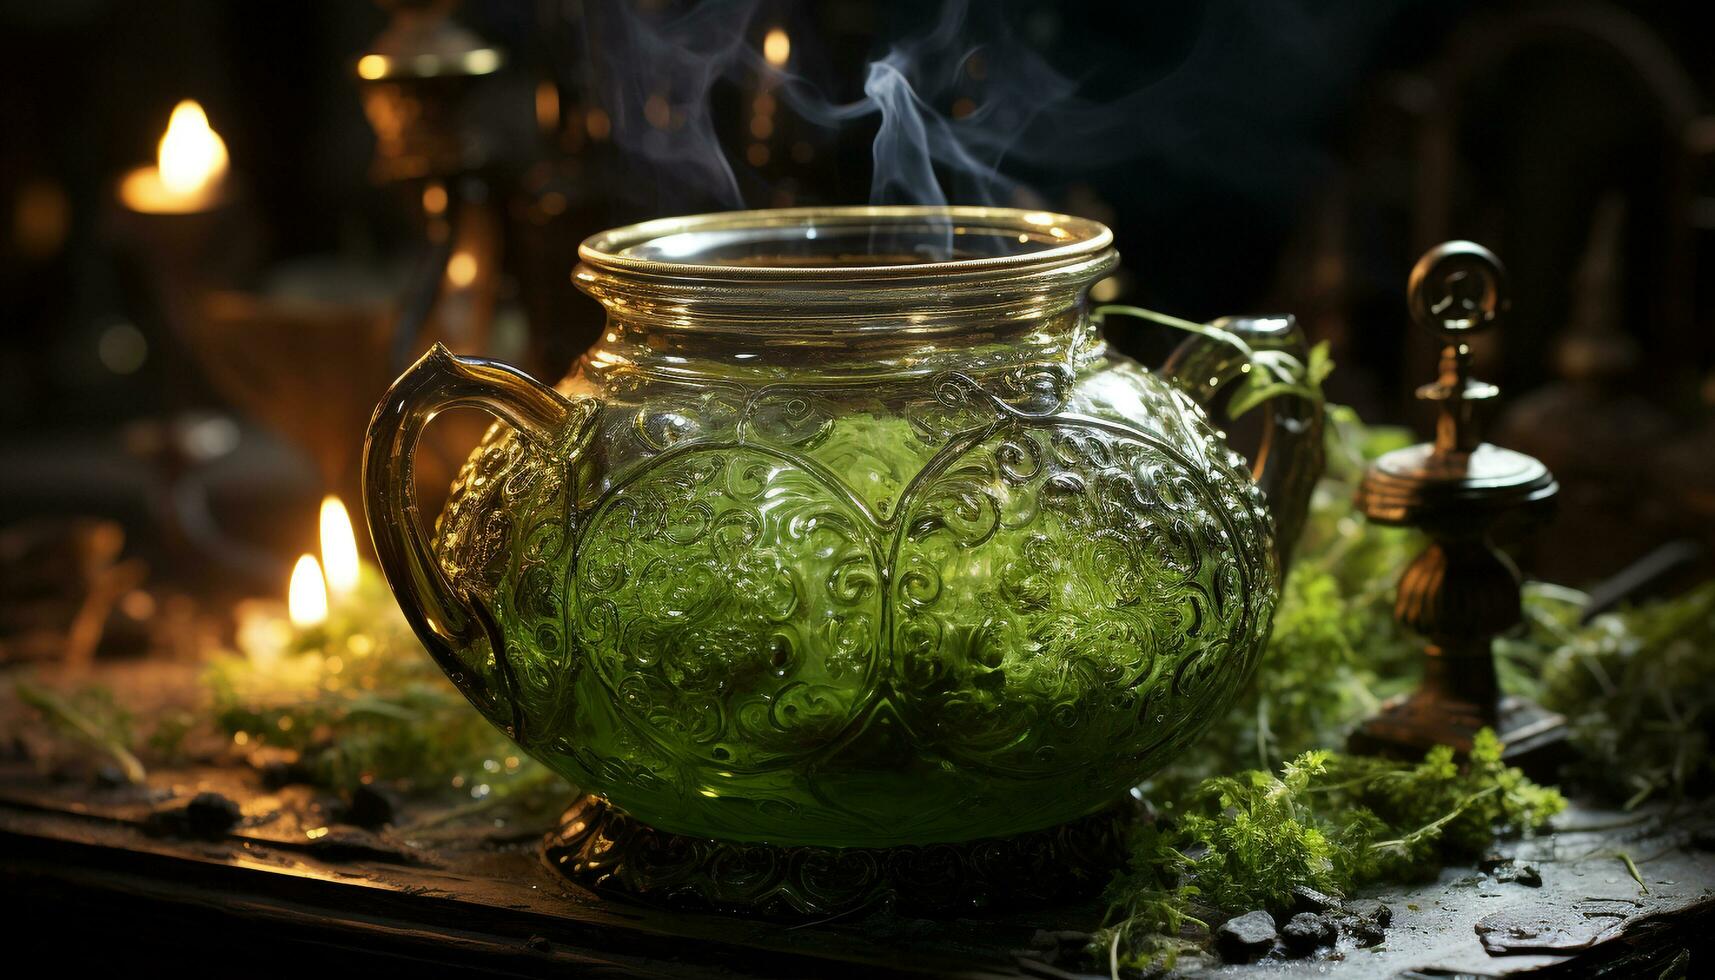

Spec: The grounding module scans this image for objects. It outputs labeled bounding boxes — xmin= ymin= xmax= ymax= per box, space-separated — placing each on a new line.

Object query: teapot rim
xmin=577 ymin=205 xmax=1113 ymax=284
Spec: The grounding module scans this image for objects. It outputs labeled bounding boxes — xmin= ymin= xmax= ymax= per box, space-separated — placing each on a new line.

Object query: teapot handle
xmin=1162 ymin=315 xmax=1325 ymax=572
xmin=362 ymin=343 xmax=575 ymax=732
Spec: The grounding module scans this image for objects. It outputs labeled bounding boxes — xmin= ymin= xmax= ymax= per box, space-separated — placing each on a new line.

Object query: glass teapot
xmin=363 ymin=206 xmax=1323 ymax=848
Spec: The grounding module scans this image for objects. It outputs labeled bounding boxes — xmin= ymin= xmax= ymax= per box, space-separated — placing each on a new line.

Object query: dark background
xmin=2 ymin=0 xmax=1711 ymax=595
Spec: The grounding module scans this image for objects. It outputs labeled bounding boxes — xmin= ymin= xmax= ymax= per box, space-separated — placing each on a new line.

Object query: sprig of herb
xmin=1618 ymin=851 xmax=1649 ymax=895
xmin=14 ymin=679 xmax=146 ymax=783
xmin=206 ymin=642 xmax=555 ymax=794
xmin=1501 ymin=582 xmax=1715 ymax=804
xmin=1098 ymin=731 xmax=1564 ymax=972
xmin=204 ymin=580 xmax=559 ymax=796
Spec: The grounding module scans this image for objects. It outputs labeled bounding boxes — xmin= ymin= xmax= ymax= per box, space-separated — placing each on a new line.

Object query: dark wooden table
xmin=0 ymin=638 xmax=1707 ymax=979
xmin=5 ymin=747 xmax=1712 ymax=978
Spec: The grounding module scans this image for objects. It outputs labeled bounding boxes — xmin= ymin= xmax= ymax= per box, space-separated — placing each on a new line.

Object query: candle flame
xmin=763 ymin=28 xmax=791 ymax=68
xmin=446 ymin=250 xmax=478 ymax=287
xmin=158 ymin=100 xmax=229 ymax=196
xmin=319 ymin=496 xmax=361 ymax=596
xmin=288 ymin=554 xmax=329 ymax=628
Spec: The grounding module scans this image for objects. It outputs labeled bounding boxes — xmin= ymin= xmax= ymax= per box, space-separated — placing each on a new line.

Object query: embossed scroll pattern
xmin=434 ymin=359 xmax=1278 ymax=844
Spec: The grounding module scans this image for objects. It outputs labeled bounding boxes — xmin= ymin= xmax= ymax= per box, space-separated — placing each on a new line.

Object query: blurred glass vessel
xmin=364 ymin=206 xmax=1323 ymax=848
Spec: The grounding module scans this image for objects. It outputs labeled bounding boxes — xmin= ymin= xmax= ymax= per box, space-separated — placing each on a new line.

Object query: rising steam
xmin=579 ymin=0 xmax=1065 ymax=212
xmin=579 ymin=0 xmax=754 ymax=210
xmin=576 ymin=1 xmax=1394 ymax=217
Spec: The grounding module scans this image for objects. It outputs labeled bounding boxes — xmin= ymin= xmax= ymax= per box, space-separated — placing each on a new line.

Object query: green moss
xmin=1099 ymin=731 xmax=1565 ymax=971
xmin=1503 ymin=581 xmax=1715 ymax=804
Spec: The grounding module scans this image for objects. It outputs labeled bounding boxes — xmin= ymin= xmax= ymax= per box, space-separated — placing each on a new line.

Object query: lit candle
xmin=288 ymin=554 xmax=329 ymax=628
xmin=119 ymin=100 xmax=230 ymax=214
xmin=319 ymin=496 xmax=361 ymax=598
xmin=763 ymin=27 xmax=791 ymax=67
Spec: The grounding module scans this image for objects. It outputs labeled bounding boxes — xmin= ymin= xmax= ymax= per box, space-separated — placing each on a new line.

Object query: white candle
xmin=118 ymin=100 xmax=230 ymax=215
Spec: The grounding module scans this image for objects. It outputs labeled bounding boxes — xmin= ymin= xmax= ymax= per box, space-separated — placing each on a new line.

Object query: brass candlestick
xmin=1350 ymin=241 xmax=1568 ymax=768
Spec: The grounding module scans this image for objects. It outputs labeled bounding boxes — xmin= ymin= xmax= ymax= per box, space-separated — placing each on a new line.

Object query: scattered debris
xmin=1215 ymin=910 xmax=1277 ymax=963
xmin=1619 ymin=852 xmax=1649 ymax=895
xmin=343 ymin=783 xmax=399 ymax=828
xmin=186 ymin=790 xmax=243 ymax=834
xmin=258 ymin=757 xmax=312 ymax=789
xmin=1290 ymin=884 xmax=1343 ymax=915
xmin=147 ymin=790 xmax=241 ymax=838
xmin=1343 ymin=917 xmax=1386 ymax=948
xmin=1337 ymin=899 xmax=1392 ymax=947
xmin=1474 ymin=903 xmax=1631 ymax=956
xmin=1280 ymin=912 xmax=1337 ymax=955
xmin=14 ymin=679 xmax=145 ymax=783
xmin=1479 ymin=856 xmax=1544 ymax=887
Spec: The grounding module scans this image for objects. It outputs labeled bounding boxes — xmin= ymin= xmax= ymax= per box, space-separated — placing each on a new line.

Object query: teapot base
xmin=541 ymin=793 xmax=1136 ymax=919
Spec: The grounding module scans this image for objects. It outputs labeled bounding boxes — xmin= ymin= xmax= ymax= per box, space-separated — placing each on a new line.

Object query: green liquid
xmin=436 ymin=366 xmax=1277 ymax=845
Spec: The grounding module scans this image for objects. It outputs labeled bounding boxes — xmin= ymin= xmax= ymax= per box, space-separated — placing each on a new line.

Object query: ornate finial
xmin=1349 ymin=241 xmax=1567 ymax=772
xmin=1407 ymin=241 xmax=1507 ymax=457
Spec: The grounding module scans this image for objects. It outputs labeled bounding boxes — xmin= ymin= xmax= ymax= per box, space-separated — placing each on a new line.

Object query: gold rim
xmin=577 ymin=205 xmax=1114 ymax=281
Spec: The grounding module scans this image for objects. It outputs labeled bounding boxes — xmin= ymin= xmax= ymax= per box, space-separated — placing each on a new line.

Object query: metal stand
xmin=542 ymin=795 xmax=1134 ymax=919
xmin=1349 ymin=242 xmax=1569 ymax=773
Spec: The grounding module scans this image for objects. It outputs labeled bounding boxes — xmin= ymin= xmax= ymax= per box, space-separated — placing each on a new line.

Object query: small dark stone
xmin=343 ymin=784 xmax=399 ymax=828
xmin=184 ymin=791 xmax=242 ymax=836
xmin=1344 ymin=898 xmax=1392 ymax=928
xmin=145 ymin=789 xmax=241 ymax=837
xmin=1488 ymin=860 xmax=1543 ymax=887
xmin=1280 ymin=913 xmax=1336 ymax=955
xmin=1343 ymin=919 xmax=1386 ymax=949
xmin=1290 ymin=884 xmax=1343 ymax=915
xmin=525 ymin=935 xmax=551 ymax=952
xmin=1216 ymin=910 xmax=1278 ymax=963
xmin=259 ymin=758 xmax=312 ymax=789
xmin=1339 ymin=899 xmax=1392 ymax=948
